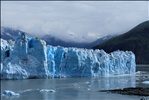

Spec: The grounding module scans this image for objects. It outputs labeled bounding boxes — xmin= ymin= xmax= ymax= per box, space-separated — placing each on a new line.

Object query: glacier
xmin=0 ymin=32 xmax=136 ymax=79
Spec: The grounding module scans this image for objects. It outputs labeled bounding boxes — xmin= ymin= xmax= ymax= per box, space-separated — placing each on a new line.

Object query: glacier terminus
xmin=0 ymin=32 xmax=136 ymax=79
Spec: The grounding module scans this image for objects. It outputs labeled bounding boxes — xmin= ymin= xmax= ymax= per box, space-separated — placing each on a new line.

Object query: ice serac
xmin=1 ymin=32 xmax=49 ymax=79
xmin=1 ymin=32 xmax=136 ymax=79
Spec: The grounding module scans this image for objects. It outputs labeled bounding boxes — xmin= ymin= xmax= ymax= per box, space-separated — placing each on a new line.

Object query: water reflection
xmin=90 ymin=76 xmax=136 ymax=90
xmin=1 ymin=73 xmax=149 ymax=100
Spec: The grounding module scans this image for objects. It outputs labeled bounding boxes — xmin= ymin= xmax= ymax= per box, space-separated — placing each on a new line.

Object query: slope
xmin=93 ymin=21 xmax=149 ymax=64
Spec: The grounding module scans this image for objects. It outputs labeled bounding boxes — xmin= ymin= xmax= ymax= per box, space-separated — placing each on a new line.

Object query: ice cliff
xmin=0 ymin=32 xmax=136 ymax=79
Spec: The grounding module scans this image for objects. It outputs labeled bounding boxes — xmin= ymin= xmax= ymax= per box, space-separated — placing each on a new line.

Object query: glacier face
xmin=47 ymin=46 xmax=136 ymax=78
xmin=0 ymin=32 xmax=136 ymax=79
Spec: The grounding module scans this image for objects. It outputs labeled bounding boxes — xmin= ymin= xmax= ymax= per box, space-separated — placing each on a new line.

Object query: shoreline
xmin=136 ymin=65 xmax=149 ymax=72
xmin=99 ymin=87 xmax=149 ymax=96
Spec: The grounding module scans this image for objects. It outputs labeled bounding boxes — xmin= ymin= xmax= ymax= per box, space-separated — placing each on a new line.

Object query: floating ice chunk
xmin=142 ymin=81 xmax=149 ymax=84
xmin=73 ymin=83 xmax=80 ymax=88
xmin=2 ymin=90 xmax=19 ymax=97
xmin=85 ymin=82 xmax=90 ymax=84
xmin=21 ymin=89 xmax=33 ymax=93
xmin=40 ymin=89 xmax=56 ymax=92
xmin=140 ymin=96 xmax=148 ymax=100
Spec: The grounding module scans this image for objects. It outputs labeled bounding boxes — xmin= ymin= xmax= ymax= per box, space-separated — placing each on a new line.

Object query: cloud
xmin=1 ymin=1 xmax=148 ymax=43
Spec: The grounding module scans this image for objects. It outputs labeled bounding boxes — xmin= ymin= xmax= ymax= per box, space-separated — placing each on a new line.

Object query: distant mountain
xmin=1 ymin=27 xmax=115 ymax=48
xmin=93 ymin=21 xmax=149 ymax=64
xmin=1 ymin=27 xmax=23 ymax=41
xmin=41 ymin=35 xmax=88 ymax=48
xmin=42 ymin=34 xmax=115 ymax=48
xmin=84 ymin=35 xmax=116 ymax=48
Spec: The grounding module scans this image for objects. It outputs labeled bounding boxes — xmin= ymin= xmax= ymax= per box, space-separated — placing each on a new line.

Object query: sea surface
xmin=1 ymin=71 xmax=149 ymax=100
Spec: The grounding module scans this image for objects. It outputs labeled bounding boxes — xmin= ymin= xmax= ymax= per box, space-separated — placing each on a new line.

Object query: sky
xmin=1 ymin=1 xmax=149 ymax=43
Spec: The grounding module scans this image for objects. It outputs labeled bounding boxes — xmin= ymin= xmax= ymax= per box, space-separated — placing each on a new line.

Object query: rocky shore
xmin=99 ymin=87 xmax=149 ymax=96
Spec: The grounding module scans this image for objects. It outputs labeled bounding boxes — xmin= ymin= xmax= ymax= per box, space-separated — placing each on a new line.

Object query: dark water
xmin=1 ymin=72 xmax=149 ymax=100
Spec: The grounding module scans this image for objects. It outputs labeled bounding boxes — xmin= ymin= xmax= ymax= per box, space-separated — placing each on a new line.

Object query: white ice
xmin=2 ymin=90 xmax=20 ymax=97
xmin=1 ymin=33 xmax=136 ymax=79
xmin=142 ymin=81 xmax=149 ymax=84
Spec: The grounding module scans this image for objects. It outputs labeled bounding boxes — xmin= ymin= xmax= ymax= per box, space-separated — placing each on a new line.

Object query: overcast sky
xmin=1 ymin=1 xmax=149 ymax=43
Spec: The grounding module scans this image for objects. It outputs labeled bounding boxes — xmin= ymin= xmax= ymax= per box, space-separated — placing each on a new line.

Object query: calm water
xmin=1 ymin=71 xmax=149 ymax=100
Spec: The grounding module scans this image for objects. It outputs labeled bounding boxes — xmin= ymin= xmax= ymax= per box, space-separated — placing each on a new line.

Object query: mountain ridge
xmin=93 ymin=20 xmax=149 ymax=64
xmin=1 ymin=27 xmax=115 ymax=49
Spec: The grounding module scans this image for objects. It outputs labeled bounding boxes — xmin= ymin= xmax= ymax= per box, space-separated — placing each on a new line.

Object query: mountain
xmin=42 ymin=34 xmax=115 ymax=48
xmin=1 ymin=27 xmax=32 ymax=41
xmin=84 ymin=35 xmax=116 ymax=48
xmin=41 ymin=35 xmax=88 ymax=48
xmin=93 ymin=21 xmax=149 ymax=64
xmin=1 ymin=27 xmax=115 ymax=49
xmin=1 ymin=27 xmax=22 ymax=41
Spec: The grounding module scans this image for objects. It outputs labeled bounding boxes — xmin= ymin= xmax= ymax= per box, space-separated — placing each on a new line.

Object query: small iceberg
xmin=142 ymin=81 xmax=149 ymax=84
xmin=85 ymin=82 xmax=90 ymax=84
xmin=2 ymin=90 xmax=20 ymax=97
xmin=21 ymin=89 xmax=33 ymax=93
xmin=40 ymin=89 xmax=56 ymax=93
